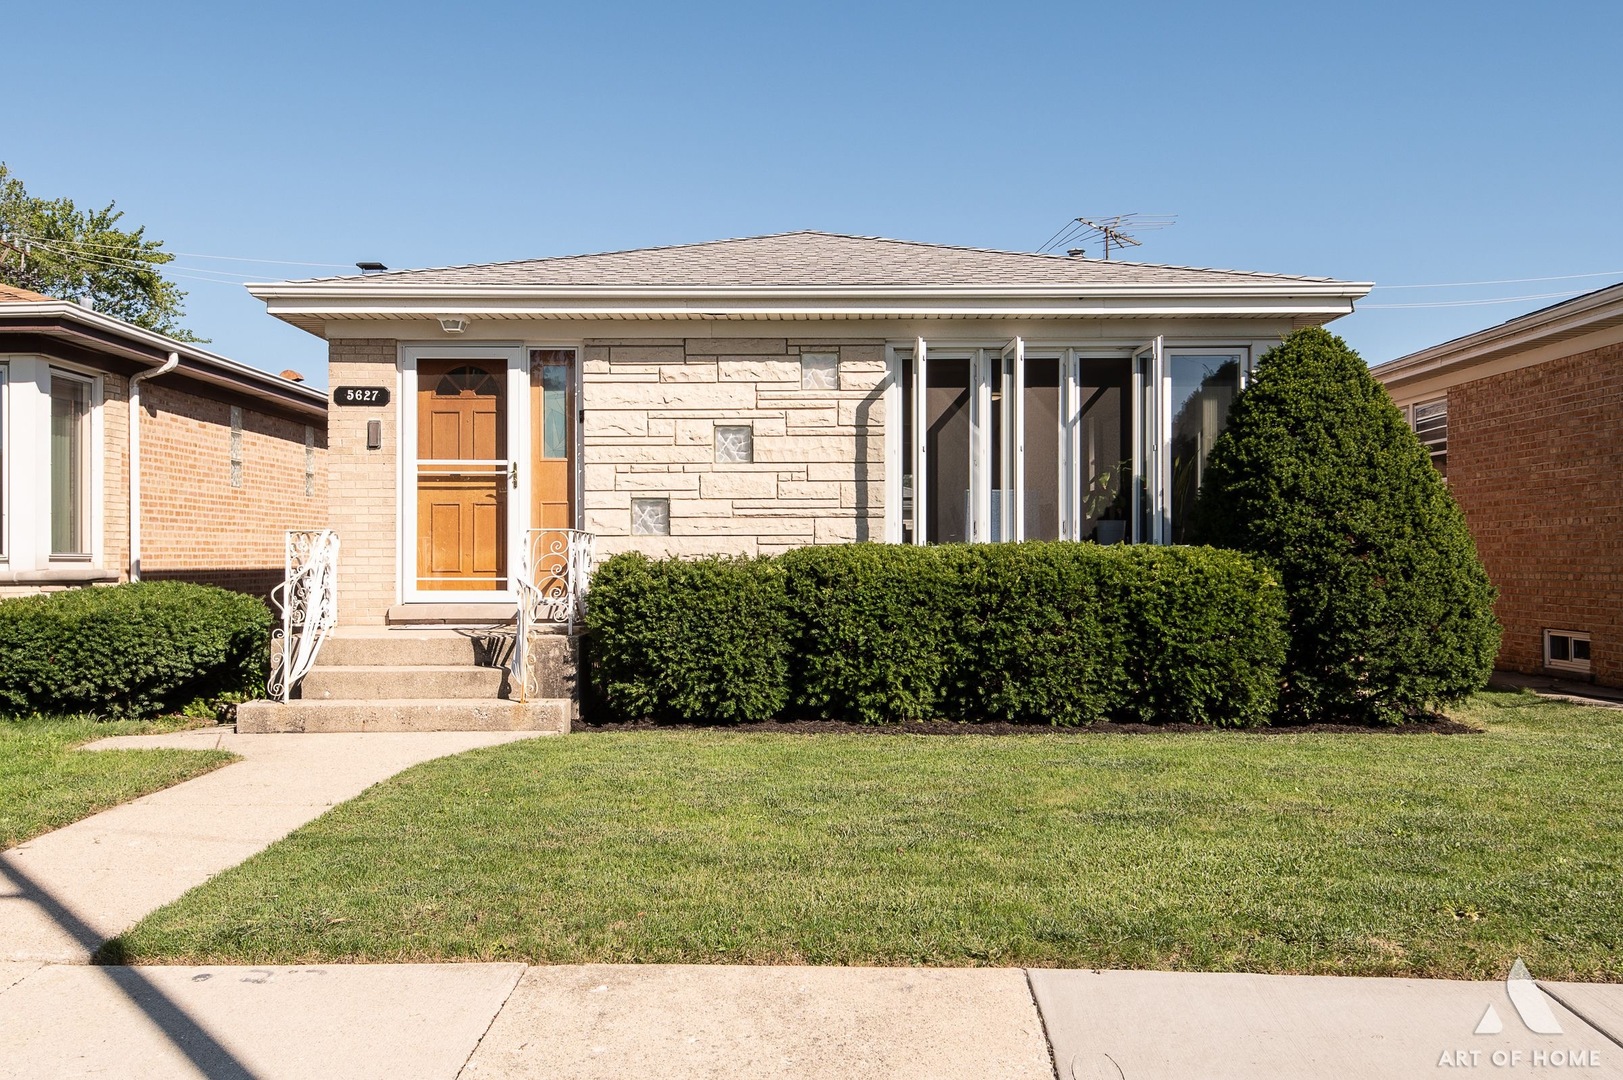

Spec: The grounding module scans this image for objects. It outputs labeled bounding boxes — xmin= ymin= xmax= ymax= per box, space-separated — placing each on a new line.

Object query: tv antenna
xmin=1038 ymin=214 xmax=1177 ymax=260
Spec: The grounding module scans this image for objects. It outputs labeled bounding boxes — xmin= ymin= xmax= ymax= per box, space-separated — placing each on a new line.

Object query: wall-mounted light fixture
xmin=438 ymin=316 xmax=469 ymax=334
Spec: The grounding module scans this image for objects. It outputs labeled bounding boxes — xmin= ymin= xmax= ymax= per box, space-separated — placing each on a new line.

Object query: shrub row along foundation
xmin=0 ymin=582 xmax=270 ymax=718
xmin=585 ymin=542 xmax=1288 ymax=727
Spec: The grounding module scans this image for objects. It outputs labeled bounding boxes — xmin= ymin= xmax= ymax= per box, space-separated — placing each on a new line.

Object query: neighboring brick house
xmin=1372 ymin=281 xmax=1623 ymax=688
xmin=248 ymin=231 xmax=1370 ymax=627
xmin=0 ymin=284 xmax=328 ymax=597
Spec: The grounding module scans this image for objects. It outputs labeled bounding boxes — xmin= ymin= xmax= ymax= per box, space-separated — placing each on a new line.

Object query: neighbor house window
xmin=50 ymin=372 xmax=92 ymax=556
xmin=1413 ymin=399 xmax=1447 ymax=478
xmin=1544 ymin=630 xmax=1591 ymax=674
xmin=714 ymin=425 xmax=753 ymax=463
xmin=0 ymin=364 xmax=7 ymax=558
xmin=631 ymin=497 xmax=670 ymax=536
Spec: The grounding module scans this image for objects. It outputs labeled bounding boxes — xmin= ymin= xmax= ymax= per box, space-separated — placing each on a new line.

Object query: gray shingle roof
xmin=299 ymin=231 xmax=1346 ymax=289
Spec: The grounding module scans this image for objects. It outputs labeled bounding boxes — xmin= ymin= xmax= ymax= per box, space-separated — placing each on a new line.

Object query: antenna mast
xmin=1038 ymin=213 xmax=1177 ymax=260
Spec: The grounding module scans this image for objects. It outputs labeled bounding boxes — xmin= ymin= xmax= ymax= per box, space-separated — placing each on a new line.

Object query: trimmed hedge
xmin=587 ymin=542 xmax=1287 ymax=727
xmin=584 ymin=552 xmax=792 ymax=723
xmin=0 ymin=582 xmax=272 ymax=719
xmin=1191 ymin=327 xmax=1500 ymax=723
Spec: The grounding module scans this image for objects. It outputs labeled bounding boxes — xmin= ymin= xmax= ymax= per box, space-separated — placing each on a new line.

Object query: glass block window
xmin=632 ymin=497 xmax=670 ymax=536
xmin=714 ymin=425 xmax=753 ymax=463
xmin=800 ymin=353 xmax=839 ymax=390
xmin=230 ymin=405 xmax=244 ymax=489
xmin=304 ymin=425 xmax=316 ymax=497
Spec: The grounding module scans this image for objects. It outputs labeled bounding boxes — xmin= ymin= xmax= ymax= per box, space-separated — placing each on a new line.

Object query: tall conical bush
xmin=1190 ymin=327 xmax=1499 ymax=723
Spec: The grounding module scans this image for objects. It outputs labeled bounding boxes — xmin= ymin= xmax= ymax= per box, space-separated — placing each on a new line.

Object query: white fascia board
xmin=250 ymin=286 xmax=1369 ymax=322
xmin=246 ymin=281 xmax=1371 ymax=302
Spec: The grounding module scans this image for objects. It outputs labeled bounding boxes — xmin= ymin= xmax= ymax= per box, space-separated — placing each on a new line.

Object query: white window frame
xmin=0 ymin=363 xmax=7 ymax=562
xmin=888 ymin=338 xmax=1255 ymax=547
xmin=1544 ymin=629 xmax=1591 ymax=674
xmin=45 ymin=364 xmax=104 ymax=564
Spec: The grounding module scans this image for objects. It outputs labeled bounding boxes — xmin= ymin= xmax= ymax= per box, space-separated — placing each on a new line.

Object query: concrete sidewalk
xmin=0 ymin=961 xmax=1618 ymax=1079
xmin=0 ymin=729 xmax=540 ymax=963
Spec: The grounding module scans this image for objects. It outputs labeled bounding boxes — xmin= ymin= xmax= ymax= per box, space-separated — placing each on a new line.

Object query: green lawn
xmin=0 ymin=715 xmax=236 ymax=850
xmin=109 ymin=692 xmax=1622 ymax=980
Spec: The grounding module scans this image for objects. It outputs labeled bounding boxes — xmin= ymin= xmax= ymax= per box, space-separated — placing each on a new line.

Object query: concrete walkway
xmin=0 ymin=728 xmax=540 ymax=963
xmin=0 ymin=961 xmax=1618 ymax=1079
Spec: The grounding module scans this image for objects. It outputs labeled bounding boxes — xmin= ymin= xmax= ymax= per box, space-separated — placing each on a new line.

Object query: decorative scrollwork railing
xmin=510 ymin=528 xmax=595 ymax=701
xmin=267 ymin=529 xmax=340 ymax=702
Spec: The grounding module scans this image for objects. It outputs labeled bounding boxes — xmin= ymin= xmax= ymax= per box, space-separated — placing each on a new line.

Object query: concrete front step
xmin=236 ymin=698 xmax=570 ymax=734
xmin=318 ymin=629 xmax=506 ymax=668
xmin=301 ymin=664 xmax=508 ymax=701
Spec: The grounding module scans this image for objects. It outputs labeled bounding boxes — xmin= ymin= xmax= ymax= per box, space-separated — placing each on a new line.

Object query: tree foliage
xmin=1190 ymin=327 xmax=1500 ymax=723
xmin=0 ymin=163 xmax=201 ymax=341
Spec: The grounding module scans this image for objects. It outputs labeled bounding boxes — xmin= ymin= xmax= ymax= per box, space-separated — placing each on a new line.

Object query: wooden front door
xmin=416 ymin=358 xmax=508 ymax=591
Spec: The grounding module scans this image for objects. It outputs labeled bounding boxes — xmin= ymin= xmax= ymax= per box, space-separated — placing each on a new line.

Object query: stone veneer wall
xmin=580 ymin=338 xmax=889 ymax=557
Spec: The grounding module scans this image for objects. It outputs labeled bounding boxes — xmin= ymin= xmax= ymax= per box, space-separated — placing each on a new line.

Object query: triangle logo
xmin=1474 ymin=1004 xmax=1504 ymax=1035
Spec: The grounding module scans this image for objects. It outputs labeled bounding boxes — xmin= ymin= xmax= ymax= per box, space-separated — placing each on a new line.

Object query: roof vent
xmin=78 ymin=293 xmax=96 ymax=310
xmin=1066 ymin=248 xmax=1088 ymax=258
xmin=280 ymin=369 xmax=305 ymax=382
xmin=356 ymin=261 xmax=388 ymax=274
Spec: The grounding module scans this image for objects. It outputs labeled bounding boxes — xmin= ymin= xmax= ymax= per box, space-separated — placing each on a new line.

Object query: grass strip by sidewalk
xmin=1 ymin=715 xmax=236 ymax=850
xmin=110 ymin=692 xmax=1622 ymax=980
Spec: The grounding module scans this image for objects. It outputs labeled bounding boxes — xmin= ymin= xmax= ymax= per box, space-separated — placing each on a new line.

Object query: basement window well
xmin=1544 ymin=630 xmax=1591 ymax=675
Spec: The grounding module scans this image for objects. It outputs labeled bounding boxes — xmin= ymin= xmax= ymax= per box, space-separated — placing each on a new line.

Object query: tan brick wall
xmin=326 ymin=339 xmax=398 ymax=622
xmin=140 ymin=382 xmax=328 ymax=596
xmin=580 ymin=337 xmax=889 ymax=557
xmin=1447 ymin=341 xmax=1623 ymax=686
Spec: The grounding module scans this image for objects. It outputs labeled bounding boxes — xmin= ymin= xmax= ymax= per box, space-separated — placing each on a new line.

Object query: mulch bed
xmin=574 ymin=717 xmax=1480 ymax=737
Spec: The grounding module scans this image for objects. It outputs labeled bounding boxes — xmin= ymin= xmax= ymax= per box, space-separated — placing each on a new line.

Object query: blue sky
xmin=6 ymin=1 xmax=1620 ymax=384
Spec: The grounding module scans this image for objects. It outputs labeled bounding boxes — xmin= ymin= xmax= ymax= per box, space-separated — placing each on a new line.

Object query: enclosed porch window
xmin=898 ymin=339 xmax=1246 ymax=545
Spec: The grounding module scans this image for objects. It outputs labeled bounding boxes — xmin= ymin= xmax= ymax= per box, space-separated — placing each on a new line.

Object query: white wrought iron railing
xmin=267 ymin=529 xmax=340 ymax=702
xmin=510 ymin=527 xmax=595 ymax=701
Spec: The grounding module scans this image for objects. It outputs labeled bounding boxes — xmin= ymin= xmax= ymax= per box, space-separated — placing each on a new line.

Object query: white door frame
xmin=398 ymin=343 xmax=527 ymax=604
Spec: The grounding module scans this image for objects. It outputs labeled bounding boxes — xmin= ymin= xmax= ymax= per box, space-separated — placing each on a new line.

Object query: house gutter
xmin=127 ymin=352 xmax=178 ymax=581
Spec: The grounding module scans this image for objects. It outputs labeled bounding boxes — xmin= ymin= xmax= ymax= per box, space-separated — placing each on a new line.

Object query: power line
xmin=1368 ymin=269 xmax=1623 ymax=290
xmin=19 ymin=237 xmax=263 ymax=287
xmin=5 ymin=230 xmax=351 ymax=269
xmin=1359 ymin=290 xmax=1590 ymax=310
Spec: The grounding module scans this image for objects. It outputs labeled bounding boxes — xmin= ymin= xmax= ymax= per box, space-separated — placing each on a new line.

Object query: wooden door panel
xmin=416 ymin=358 xmax=508 ymax=591
xmin=428 ymin=500 xmax=462 ymax=574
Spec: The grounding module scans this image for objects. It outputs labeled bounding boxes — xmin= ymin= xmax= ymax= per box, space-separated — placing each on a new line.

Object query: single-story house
xmin=1372 ymin=281 xmax=1623 ymax=689
xmin=235 ymin=232 xmax=1370 ymax=733
xmin=0 ymin=284 xmax=328 ymax=597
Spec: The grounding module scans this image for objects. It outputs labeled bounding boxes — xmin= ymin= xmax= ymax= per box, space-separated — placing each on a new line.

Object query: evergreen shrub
xmin=588 ymin=542 xmax=1286 ymax=727
xmin=0 ymin=581 xmax=272 ymax=718
xmin=1190 ymin=327 xmax=1500 ymax=723
xmin=584 ymin=552 xmax=792 ymax=723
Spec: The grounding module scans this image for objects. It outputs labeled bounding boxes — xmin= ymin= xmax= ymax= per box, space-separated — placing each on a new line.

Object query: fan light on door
xmin=437 ymin=316 xmax=470 ymax=334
